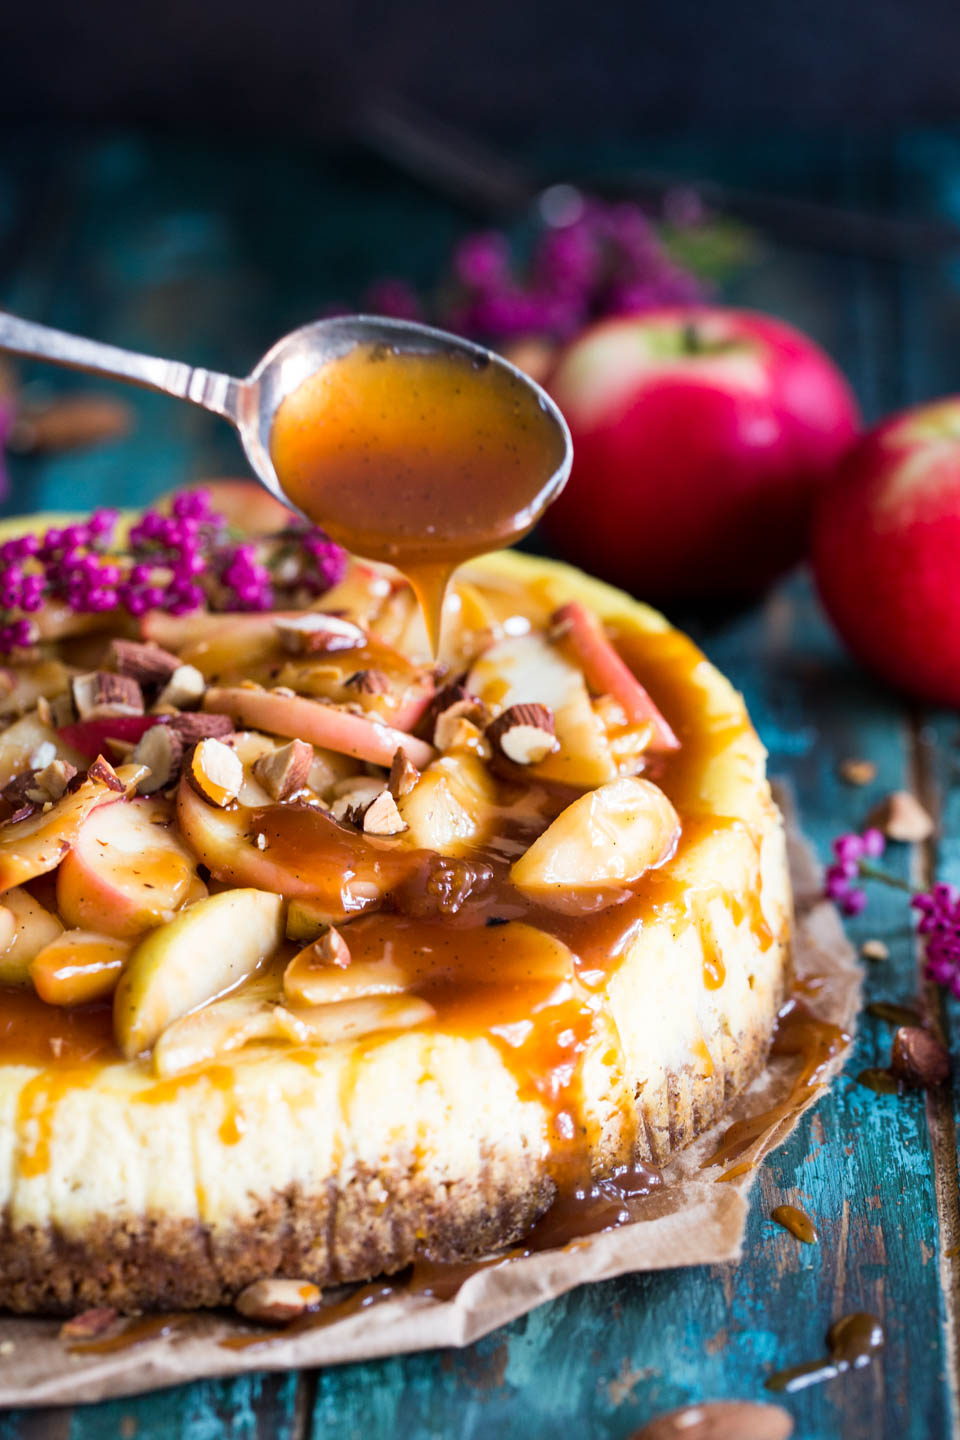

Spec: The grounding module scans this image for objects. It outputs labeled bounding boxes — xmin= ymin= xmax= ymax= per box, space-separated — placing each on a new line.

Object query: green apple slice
xmin=113 ymin=888 xmax=286 ymax=1059
xmin=510 ymin=776 xmax=681 ymax=913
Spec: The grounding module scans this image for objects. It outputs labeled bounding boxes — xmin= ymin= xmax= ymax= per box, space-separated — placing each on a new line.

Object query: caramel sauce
xmin=765 ymin=1311 xmax=884 ymax=1393
xmin=269 ymin=343 xmax=567 ymax=650
xmin=866 ymin=1000 xmax=925 ymax=1028
xmin=771 ymin=1203 xmax=818 ymax=1244
xmin=705 ymin=999 xmax=850 ymax=1171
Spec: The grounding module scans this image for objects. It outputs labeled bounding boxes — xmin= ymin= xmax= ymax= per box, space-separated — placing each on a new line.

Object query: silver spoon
xmin=0 ymin=310 xmax=572 ymax=518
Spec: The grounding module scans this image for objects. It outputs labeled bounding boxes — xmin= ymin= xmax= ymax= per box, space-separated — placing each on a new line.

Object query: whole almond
xmin=891 ymin=1025 xmax=950 ymax=1088
xmin=630 ymin=1400 xmax=793 ymax=1440
xmin=234 ymin=1277 xmax=322 ymax=1324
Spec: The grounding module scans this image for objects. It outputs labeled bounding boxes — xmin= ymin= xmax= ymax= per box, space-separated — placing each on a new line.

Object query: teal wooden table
xmin=0 ymin=128 xmax=959 ymax=1440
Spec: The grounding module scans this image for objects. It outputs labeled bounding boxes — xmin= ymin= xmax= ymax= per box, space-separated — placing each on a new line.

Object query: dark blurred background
xmin=0 ymin=0 xmax=959 ymax=515
xmin=2 ymin=0 xmax=959 ymax=141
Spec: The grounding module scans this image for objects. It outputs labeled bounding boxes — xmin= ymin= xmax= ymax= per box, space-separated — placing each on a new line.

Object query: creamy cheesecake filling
xmin=0 ymin=545 xmax=791 ymax=1310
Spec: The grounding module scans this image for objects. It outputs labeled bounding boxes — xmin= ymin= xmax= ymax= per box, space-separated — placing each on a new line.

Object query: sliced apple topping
xmin=550 ymin=601 xmax=680 ymax=753
xmin=56 ymin=795 xmax=200 ymax=938
xmin=113 ymin=888 xmax=286 ymax=1058
xmin=283 ymin=929 xmax=408 ymax=1006
xmin=0 ymin=887 xmax=63 ymax=984
xmin=152 ymin=985 xmax=283 ymax=1077
xmin=176 ymin=777 xmax=417 ymax=913
xmin=0 ymin=760 xmax=147 ymax=892
xmin=202 ymin=685 xmax=435 ymax=770
xmin=468 ymin=632 xmax=617 ymax=788
xmin=30 ymin=930 xmax=131 ymax=1007
xmin=0 ymin=709 xmax=84 ymax=789
xmin=273 ymin=994 xmax=436 ymax=1047
xmin=511 ymin=776 xmax=681 ymax=913
xmin=397 ymin=752 xmax=498 ymax=855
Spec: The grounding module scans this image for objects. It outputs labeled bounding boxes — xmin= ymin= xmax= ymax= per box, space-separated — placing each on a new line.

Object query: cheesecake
xmin=0 ymin=535 xmax=791 ymax=1314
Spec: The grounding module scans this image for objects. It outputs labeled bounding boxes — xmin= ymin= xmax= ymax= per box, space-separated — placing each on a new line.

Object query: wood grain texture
xmin=0 ymin=128 xmax=956 ymax=1437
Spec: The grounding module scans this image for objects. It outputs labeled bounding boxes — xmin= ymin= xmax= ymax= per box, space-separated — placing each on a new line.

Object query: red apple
xmin=543 ymin=307 xmax=860 ymax=597
xmin=812 ymin=398 xmax=960 ymax=705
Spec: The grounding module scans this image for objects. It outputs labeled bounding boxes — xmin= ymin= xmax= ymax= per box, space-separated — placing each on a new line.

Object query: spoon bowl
xmin=0 ymin=310 xmax=572 ymax=526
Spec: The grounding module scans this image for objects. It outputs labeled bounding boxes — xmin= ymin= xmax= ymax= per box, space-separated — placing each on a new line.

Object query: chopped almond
xmin=434 ymin=697 xmax=489 ymax=750
xmin=110 ymin=639 xmax=180 ymax=686
xmin=167 ymin=712 xmax=235 ymax=743
xmin=235 ymin=1278 xmax=321 ymax=1324
xmin=253 ymin=739 xmax=314 ymax=801
xmin=314 ymin=925 xmax=352 ymax=969
xmin=86 ymin=755 xmax=125 ymax=792
xmin=388 ymin=747 xmax=420 ymax=799
xmin=133 ymin=724 xmax=185 ymax=794
xmin=867 ymin=790 xmax=934 ymax=843
xmin=274 ymin=613 xmax=366 ymax=655
xmin=187 ymin=737 xmax=244 ymax=807
xmin=487 ymin=703 xmax=558 ymax=765
xmin=343 ymin=669 xmax=390 ymax=695
xmin=861 ymin=939 xmax=889 ymax=962
xmin=362 ymin=790 xmax=407 ymax=836
xmin=156 ymin=663 xmax=206 ymax=710
xmin=28 ymin=758 xmax=77 ymax=803
xmin=72 ymin=671 xmax=144 ymax=720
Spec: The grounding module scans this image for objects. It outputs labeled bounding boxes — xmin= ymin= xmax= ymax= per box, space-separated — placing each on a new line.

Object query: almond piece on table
xmin=631 ymin=1400 xmax=794 ymax=1440
xmin=72 ymin=671 xmax=144 ymax=720
xmin=487 ymin=703 xmax=559 ymax=765
xmin=388 ymin=747 xmax=420 ymax=799
xmin=861 ymin=938 xmax=890 ymax=962
xmin=868 ymin=790 xmax=935 ymax=843
xmin=891 ymin=1025 xmax=950 ymax=1088
xmin=362 ymin=789 xmax=407 ymax=836
xmin=274 ymin=613 xmax=366 ymax=655
xmin=235 ymin=1278 xmax=321 ymax=1324
xmin=109 ymin=639 xmax=181 ymax=686
xmin=156 ymin=663 xmax=206 ymax=711
xmin=839 ymin=757 xmax=877 ymax=786
xmin=58 ymin=1307 xmax=119 ymax=1341
xmin=133 ymin=724 xmax=186 ymax=794
xmin=253 ymin=739 xmax=314 ymax=801
xmin=188 ymin=737 xmax=244 ymax=807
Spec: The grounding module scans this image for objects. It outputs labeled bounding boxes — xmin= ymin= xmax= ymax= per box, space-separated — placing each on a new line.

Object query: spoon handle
xmin=0 ymin=311 xmax=244 ymax=419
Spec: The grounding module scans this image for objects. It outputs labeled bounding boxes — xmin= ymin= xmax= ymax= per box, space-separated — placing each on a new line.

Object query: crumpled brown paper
xmin=0 ymin=798 xmax=859 ymax=1406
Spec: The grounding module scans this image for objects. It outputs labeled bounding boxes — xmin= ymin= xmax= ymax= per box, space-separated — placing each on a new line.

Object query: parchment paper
xmin=0 ymin=794 xmax=860 ymax=1406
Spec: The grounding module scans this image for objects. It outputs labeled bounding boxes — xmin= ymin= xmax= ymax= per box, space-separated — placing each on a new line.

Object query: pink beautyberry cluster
xmin=0 ymin=488 xmax=346 ymax=651
xmin=825 ymin=828 xmax=886 ymax=915
xmin=368 ymin=198 xmax=704 ymax=345
xmin=912 ymin=886 xmax=960 ymax=998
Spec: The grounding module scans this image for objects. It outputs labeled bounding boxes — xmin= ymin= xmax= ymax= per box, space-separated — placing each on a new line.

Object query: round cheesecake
xmin=0 ymin=542 xmax=791 ymax=1314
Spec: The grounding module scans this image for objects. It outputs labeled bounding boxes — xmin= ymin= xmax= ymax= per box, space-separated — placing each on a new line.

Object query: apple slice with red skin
xmin=141 ymin=609 xmax=301 ymax=653
xmin=203 ymin=686 xmax=435 ymax=769
xmin=57 ymin=714 xmax=163 ymax=761
xmin=177 ymin=778 xmax=421 ymax=915
xmin=0 ymin=761 xmax=147 ymax=891
xmin=56 ymin=795 xmax=200 ymax=938
xmin=551 ymin=601 xmax=680 ymax=752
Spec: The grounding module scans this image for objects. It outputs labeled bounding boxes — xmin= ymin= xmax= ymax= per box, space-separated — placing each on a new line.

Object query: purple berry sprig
xmin=0 ymin=488 xmax=346 ymax=652
xmin=364 ymin=197 xmax=705 ymax=347
xmin=825 ymin=826 xmax=960 ymax=999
